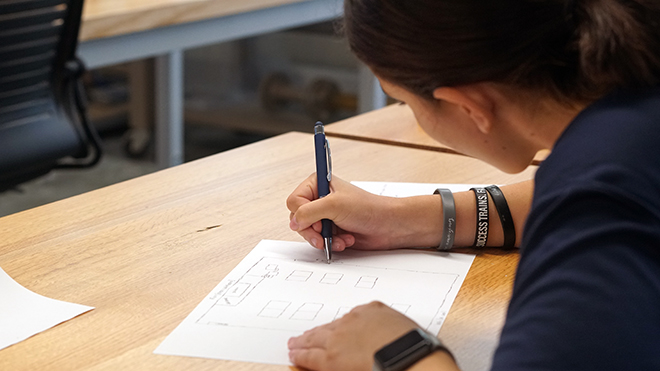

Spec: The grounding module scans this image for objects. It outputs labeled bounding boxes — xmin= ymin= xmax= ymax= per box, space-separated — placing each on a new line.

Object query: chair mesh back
xmin=0 ymin=0 xmax=90 ymax=187
xmin=0 ymin=1 xmax=69 ymax=128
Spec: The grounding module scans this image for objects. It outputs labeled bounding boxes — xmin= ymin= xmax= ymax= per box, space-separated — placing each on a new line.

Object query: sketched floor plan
xmin=156 ymin=239 xmax=475 ymax=365
xmin=196 ymin=255 xmax=460 ymax=333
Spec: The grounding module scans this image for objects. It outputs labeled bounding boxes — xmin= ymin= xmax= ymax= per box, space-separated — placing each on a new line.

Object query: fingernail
xmin=289 ymin=217 xmax=299 ymax=231
xmin=311 ymin=238 xmax=318 ymax=248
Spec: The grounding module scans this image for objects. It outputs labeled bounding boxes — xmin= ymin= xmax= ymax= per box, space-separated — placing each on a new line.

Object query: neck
xmin=506 ymin=93 xmax=588 ymax=152
xmin=532 ymin=101 xmax=585 ymax=150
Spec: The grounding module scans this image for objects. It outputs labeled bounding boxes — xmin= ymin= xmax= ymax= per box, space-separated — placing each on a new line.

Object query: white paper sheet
xmin=0 ymin=267 xmax=93 ymax=350
xmin=155 ymin=239 xmax=474 ymax=365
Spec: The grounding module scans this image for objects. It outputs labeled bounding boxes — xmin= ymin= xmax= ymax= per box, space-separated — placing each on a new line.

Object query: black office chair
xmin=0 ymin=0 xmax=102 ymax=192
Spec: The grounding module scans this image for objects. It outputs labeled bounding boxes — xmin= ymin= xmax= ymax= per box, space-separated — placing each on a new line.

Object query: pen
xmin=314 ymin=121 xmax=333 ymax=263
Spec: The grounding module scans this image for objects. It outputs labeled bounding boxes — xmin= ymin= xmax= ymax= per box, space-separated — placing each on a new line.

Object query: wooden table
xmin=0 ymin=132 xmax=535 ymax=370
xmin=80 ymin=0 xmax=310 ymax=41
xmin=325 ymin=103 xmax=550 ymax=165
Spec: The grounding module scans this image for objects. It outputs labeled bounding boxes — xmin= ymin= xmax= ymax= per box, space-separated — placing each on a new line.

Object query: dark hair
xmin=343 ymin=0 xmax=660 ymax=103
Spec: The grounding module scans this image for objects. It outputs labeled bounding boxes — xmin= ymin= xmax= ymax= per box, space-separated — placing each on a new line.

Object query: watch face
xmin=375 ymin=329 xmax=430 ymax=370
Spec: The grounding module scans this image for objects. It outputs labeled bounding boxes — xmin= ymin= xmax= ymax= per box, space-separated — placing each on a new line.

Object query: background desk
xmin=0 ymin=133 xmax=535 ymax=371
xmin=325 ymin=103 xmax=550 ymax=165
xmin=79 ymin=0 xmax=387 ymax=168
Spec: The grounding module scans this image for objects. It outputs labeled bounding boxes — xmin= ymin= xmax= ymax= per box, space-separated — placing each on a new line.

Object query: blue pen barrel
xmin=314 ymin=129 xmax=332 ymax=239
xmin=314 ymin=133 xmax=330 ymax=196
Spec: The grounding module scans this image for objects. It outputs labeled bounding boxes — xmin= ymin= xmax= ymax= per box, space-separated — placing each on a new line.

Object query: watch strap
xmin=373 ymin=329 xmax=454 ymax=371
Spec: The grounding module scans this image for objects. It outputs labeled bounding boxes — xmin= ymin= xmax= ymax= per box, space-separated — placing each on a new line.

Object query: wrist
xmin=387 ymin=192 xmax=477 ymax=249
xmin=408 ymin=350 xmax=460 ymax=371
xmin=387 ymin=195 xmax=444 ymax=248
xmin=373 ymin=329 xmax=457 ymax=371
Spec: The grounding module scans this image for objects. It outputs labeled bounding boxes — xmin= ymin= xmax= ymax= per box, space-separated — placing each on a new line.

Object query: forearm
xmin=408 ymin=350 xmax=461 ymax=371
xmin=459 ymin=180 xmax=534 ymax=248
xmin=392 ymin=179 xmax=534 ymax=248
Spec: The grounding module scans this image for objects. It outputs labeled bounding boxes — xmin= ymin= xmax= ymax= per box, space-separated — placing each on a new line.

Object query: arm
xmin=455 ymin=180 xmax=533 ymax=247
xmin=409 ymin=352 xmax=460 ymax=371
xmin=287 ymin=175 xmax=533 ymax=251
xmin=285 ymin=178 xmax=533 ymax=371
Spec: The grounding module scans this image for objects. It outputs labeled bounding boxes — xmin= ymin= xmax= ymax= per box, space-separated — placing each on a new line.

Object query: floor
xmin=0 ymin=123 xmax=268 ymax=218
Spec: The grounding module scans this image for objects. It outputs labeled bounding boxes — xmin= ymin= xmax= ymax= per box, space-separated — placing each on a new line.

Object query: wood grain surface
xmin=80 ymin=0 xmax=309 ymax=41
xmin=0 ymin=132 xmax=535 ymax=370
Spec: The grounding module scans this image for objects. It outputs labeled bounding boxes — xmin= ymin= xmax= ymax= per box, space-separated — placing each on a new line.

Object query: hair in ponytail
xmin=343 ymin=0 xmax=660 ymax=103
xmin=572 ymin=0 xmax=660 ymax=97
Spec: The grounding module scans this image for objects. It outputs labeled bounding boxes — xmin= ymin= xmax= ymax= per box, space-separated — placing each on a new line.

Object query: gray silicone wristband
xmin=434 ymin=188 xmax=455 ymax=251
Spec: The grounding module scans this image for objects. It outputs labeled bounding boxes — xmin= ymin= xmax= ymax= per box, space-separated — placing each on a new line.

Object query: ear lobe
xmin=433 ymin=86 xmax=494 ymax=134
xmin=471 ymin=108 xmax=492 ymax=134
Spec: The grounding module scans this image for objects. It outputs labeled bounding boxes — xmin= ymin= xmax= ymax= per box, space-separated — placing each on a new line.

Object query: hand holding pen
xmin=289 ymin=130 xmax=437 ymax=253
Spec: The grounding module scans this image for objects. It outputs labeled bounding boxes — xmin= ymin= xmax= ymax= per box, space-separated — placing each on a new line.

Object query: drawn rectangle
xmin=320 ymin=273 xmax=343 ymax=285
xmin=225 ymin=283 xmax=250 ymax=297
xmin=258 ymin=300 xmax=290 ymax=318
xmin=355 ymin=276 xmax=378 ymax=289
xmin=219 ymin=296 xmax=242 ymax=306
xmin=291 ymin=303 xmax=323 ymax=320
xmin=286 ymin=270 xmax=312 ymax=282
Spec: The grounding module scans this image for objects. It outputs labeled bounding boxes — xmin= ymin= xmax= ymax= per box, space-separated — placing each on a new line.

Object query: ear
xmin=432 ymin=86 xmax=495 ymax=134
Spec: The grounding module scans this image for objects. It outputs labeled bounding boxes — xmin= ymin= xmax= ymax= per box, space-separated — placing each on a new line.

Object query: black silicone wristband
xmin=469 ymin=188 xmax=489 ymax=247
xmin=485 ymin=185 xmax=516 ymax=248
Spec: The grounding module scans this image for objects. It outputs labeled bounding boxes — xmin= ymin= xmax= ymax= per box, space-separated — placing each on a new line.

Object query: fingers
xmin=291 ymin=194 xmax=338 ymax=232
xmin=288 ymin=325 xmax=336 ymax=370
xmin=288 ymin=326 xmax=331 ymax=350
xmin=334 ymin=233 xmax=355 ymax=250
xmin=288 ymin=174 xmax=355 ymax=252
xmin=286 ymin=174 xmax=318 ymax=214
xmin=288 ymin=174 xmax=352 ymax=226
xmin=296 ymin=226 xmax=354 ymax=251
xmin=296 ymin=227 xmax=323 ymax=250
xmin=288 ymin=348 xmax=327 ymax=371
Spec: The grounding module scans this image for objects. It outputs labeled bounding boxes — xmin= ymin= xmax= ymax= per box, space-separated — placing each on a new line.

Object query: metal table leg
xmin=155 ymin=50 xmax=184 ymax=168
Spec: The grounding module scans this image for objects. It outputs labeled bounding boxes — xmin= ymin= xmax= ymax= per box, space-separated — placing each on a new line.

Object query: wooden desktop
xmin=0 ymin=132 xmax=535 ymax=370
xmin=80 ymin=0 xmax=311 ymax=41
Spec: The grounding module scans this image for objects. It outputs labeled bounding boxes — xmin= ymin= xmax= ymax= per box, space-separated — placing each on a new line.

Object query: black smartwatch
xmin=373 ymin=329 xmax=454 ymax=371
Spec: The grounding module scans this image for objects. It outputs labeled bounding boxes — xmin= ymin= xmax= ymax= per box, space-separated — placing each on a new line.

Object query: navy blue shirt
xmin=491 ymin=87 xmax=660 ymax=370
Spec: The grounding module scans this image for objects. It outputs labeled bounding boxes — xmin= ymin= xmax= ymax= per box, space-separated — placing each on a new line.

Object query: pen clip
xmin=325 ymin=138 xmax=332 ymax=182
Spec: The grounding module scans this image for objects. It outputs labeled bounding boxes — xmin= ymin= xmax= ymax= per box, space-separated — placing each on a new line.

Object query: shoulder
xmin=535 ymin=86 xmax=660 ymax=218
xmin=491 ymin=87 xmax=660 ymax=370
xmin=540 ymin=87 xmax=660 ymax=176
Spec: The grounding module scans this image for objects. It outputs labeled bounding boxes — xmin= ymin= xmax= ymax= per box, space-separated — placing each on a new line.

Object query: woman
xmin=286 ymin=0 xmax=660 ymax=370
